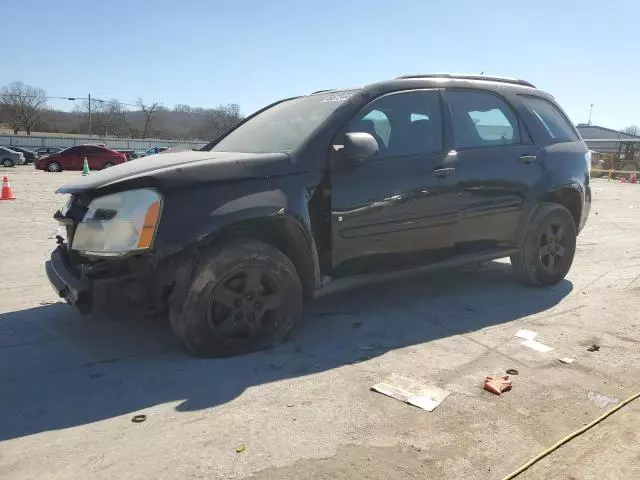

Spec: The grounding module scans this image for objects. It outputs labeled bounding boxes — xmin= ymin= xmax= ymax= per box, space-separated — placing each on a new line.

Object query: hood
xmin=56 ymin=150 xmax=297 ymax=194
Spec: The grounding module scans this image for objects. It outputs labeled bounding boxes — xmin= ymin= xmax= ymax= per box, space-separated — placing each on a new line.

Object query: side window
xmin=447 ymin=90 xmax=520 ymax=148
xmin=361 ymin=110 xmax=391 ymax=148
xmin=65 ymin=146 xmax=80 ymax=154
xmin=520 ymin=96 xmax=578 ymax=142
xmin=346 ymin=90 xmax=443 ymax=157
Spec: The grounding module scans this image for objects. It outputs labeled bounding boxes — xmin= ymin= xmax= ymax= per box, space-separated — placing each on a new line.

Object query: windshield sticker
xmin=320 ymin=93 xmax=353 ymax=103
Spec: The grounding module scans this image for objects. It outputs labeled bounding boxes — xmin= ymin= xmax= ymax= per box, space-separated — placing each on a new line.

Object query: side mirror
xmin=343 ymin=132 xmax=379 ymax=161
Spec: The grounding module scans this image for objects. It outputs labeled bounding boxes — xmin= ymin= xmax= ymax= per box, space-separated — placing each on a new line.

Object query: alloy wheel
xmin=207 ymin=268 xmax=284 ymax=340
xmin=539 ymin=223 xmax=566 ymax=270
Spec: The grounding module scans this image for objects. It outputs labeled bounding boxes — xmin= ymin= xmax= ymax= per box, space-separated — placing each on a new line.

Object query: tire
xmin=103 ymin=162 xmax=115 ymax=169
xmin=2 ymin=158 xmax=14 ymax=167
xmin=169 ymin=239 xmax=303 ymax=357
xmin=47 ymin=161 xmax=62 ymax=172
xmin=511 ymin=202 xmax=577 ymax=287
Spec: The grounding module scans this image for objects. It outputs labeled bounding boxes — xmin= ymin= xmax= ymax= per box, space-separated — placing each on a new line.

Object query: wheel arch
xmin=517 ymin=184 xmax=584 ymax=246
xmin=209 ymin=214 xmax=320 ymax=300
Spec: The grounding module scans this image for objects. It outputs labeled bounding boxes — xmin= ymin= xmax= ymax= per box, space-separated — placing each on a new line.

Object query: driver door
xmin=329 ymin=89 xmax=458 ymax=277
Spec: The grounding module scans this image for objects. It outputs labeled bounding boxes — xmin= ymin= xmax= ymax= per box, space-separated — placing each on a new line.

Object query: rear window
xmin=521 ymin=96 xmax=578 ymax=142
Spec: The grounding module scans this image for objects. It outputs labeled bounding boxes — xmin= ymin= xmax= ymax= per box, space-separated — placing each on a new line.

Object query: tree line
xmin=0 ymin=81 xmax=243 ymax=141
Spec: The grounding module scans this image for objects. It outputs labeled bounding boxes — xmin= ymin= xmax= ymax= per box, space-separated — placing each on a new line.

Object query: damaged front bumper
xmin=45 ymin=245 xmax=92 ymax=313
xmin=45 ymin=244 xmax=171 ymax=317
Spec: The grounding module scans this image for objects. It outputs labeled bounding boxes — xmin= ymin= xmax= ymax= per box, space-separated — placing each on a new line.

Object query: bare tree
xmin=193 ymin=104 xmax=242 ymax=140
xmin=137 ymin=98 xmax=161 ymax=138
xmin=0 ymin=81 xmax=47 ymax=135
xmin=623 ymin=125 xmax=640 ymax=136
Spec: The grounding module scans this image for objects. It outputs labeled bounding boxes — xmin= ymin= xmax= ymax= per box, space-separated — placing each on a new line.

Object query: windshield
xmin=209 ymin=90 xmax=358 ymax=154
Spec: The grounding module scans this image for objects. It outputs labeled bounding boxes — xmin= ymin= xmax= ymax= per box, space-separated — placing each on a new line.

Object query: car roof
xmin=309 ymin=73 xmax=552 ymax=100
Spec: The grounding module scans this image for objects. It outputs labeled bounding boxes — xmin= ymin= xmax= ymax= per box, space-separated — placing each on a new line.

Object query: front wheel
xmin=47 ymin=161 xmax=62 ymax=172
xmin=2 ymin=158 xmax=14 ymax=167
xmin=169 ymin=239 xmax=303 ymax=357
xmin=511 ymin=203 xmax=577 ymax=286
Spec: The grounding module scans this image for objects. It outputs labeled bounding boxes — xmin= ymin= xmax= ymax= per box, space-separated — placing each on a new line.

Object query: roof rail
xmin=396 ymin=73 xmax=536 ymax=88
xmin=310 ymin=89 xmax=333 ymax=95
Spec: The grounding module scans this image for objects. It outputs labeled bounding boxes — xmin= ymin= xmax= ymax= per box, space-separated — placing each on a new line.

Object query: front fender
xmin=154 ymin=173 xmax=322 ymax=289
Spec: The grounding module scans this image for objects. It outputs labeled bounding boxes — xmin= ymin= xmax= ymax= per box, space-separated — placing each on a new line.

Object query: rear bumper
xmin=45 ymin=245 xmax=92 ymax=313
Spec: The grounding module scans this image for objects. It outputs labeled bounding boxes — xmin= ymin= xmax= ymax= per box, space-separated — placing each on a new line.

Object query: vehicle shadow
xmin=0 ymin=261 xmax=572 ymax=441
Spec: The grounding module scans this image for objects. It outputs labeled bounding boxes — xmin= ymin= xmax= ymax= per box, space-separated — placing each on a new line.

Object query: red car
xmin=35 ymin=145 xmax=126 ymax=172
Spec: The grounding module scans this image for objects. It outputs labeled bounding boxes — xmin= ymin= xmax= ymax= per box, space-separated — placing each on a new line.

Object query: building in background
xmin=577 ymin=124 xmax=640 ymax=153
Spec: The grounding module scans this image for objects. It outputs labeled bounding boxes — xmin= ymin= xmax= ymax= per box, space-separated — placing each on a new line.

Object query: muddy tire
xmin=511 ymin=203 xmax=577 ymax=286
xmin=169 ymin=239 xmax=303 ymax=357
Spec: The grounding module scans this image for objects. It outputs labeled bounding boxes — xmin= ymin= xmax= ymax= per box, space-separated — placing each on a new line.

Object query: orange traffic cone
xmin=0 ymin=176 xmax=16 ymax=200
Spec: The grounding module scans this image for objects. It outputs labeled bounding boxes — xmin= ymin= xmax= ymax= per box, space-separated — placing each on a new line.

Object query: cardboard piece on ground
xmin=371 ymin=373 xmax=451 ymax=412
xmin=520 ymin=339 xmax=553 ymax=353
xmin=515 ymin=329 xmax=538 ymax=341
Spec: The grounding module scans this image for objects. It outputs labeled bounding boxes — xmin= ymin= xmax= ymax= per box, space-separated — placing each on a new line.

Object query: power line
xmin=1 ymin=94 xmax=139 ymax=108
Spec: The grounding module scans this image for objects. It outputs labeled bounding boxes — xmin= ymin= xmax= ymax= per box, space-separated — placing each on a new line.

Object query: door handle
xmin=431 ymin=167 xmax=455 ymax=177
xmin=519 ymin=155 xmax=537 ymax=164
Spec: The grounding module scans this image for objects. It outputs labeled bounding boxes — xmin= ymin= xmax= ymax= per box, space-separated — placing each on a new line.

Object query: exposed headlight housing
xmin=71 ymin=189 xmax=162 ymax=257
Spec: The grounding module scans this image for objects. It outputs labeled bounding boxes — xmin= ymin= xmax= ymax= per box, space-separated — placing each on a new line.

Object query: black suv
xmin=46 ymin=74 xmax=591 ymax=357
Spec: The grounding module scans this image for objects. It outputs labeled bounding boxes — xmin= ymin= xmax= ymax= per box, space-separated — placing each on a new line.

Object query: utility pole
xmin=588 ymin=104 xmax=594 ymax=125
xmin=88 ymin=93 xmax=92 ymax=137
xmin=68 ymin=94 xmax=93 ymax=136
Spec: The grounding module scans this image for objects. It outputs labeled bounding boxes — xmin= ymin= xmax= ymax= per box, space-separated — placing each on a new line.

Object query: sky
xmin=2 ymin=0 xmax=639 ymax=130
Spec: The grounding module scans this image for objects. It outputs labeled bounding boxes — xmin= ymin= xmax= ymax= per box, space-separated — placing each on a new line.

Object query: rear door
xmin=60 ymin=146 xmax=82 ymax=169
xmin=81 ymin=146 xmax=103 ymax=169
xmin=442 ymin=89 xmax=544 ymax=253
xmin=330 ymin=89 xmax=458 ymax=276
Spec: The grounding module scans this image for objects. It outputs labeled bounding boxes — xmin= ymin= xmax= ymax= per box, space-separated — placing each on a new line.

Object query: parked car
xmin=145 ymin=147 xmax=169 ymax=156
xmin=0 ymin=146 xmax=25 ymax=167
xmin=34 ymin=147 xmax=64 ymax=156
xmin=35 ymin=144 xmax=127 ymax=172
xmin=46 ymin=73 xmax=591 ymax=357
xmin=117 ymin=150 xmax=138 ymax=160
xmin=1 ymin=146 xmax=38 ymax=163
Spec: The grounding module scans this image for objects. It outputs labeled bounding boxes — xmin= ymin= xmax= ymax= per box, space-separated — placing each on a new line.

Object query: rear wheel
xmin=169 ymin=239 xmax=303 ymax=357
xmin=2 ymin=158 xmax=14 ymax=167
xmin=511 ymin=203 xmax=577 ymax=286
xmin=47 ymin=161 xmax=62 ymax=172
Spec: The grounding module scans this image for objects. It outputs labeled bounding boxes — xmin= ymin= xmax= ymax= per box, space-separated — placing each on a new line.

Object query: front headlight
xmin=71 ymin=189 xmax=162 ymax=256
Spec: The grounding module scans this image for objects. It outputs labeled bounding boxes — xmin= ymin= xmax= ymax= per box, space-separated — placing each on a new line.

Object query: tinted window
xmin=521 ymin=96 xmax=578 ymax=142
xmin=447 ymin=90 xmax=520 ymax=148
xmin=85 ymin=146 xmax=106 ymax=154
xmin=347 ymin=90 xmax=442 ymax=157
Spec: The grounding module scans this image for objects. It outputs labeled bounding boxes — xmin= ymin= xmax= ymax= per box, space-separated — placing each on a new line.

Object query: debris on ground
xmin=371 ymin=373 xmax=451 ymax=412
xmin=521 ymin=339 xmax=553 ymax=353
xmin=236 ymin=443 xmax=246 ymax=453
xmin=515 ymin=329 xmax=538 ymax=340
xmin=587 ymin=344 xmax=601 ymax=352
xmin=558 ymin=357 xmax=575 ymax=364
xmin=587 ymin=391 xmax=619 ymax=408
xmin=483 ymin=376 xmax=513 ymax=395
xmin=506 ymin=369 xmax=519 ymax=375
xmin=131 ymin=415 xmax=147 ymax=423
